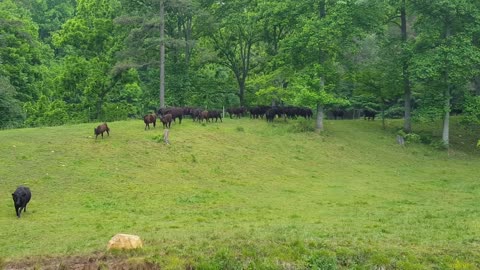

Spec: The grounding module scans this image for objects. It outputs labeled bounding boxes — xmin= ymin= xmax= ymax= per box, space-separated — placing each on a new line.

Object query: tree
xmin=411 ymin=0 xmax=480 ymax=146
xmin=200 ymin=0 xmax=262 ymax=107
xmin=0 ymin=77 xmax=24 ymax=128
xmin=283 ymin=0 xmax=383 ymax=131
xmin=0 ymin=0 xmax=47 ymax=103
xmin=383 ymin=0 xmax=416 ymax=133
xmin=52 ymin=0 xmax=127 ymax=120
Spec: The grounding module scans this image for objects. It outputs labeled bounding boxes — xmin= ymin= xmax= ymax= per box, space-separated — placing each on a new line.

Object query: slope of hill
xmin=1 ymin=118 xmax=479 ymax=269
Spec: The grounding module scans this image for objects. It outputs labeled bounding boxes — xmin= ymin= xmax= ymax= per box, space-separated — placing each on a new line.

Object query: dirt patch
xmin=4 ymin=252 xmax=160 ymax=270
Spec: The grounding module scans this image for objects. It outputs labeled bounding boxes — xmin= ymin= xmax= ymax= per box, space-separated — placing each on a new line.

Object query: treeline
xmin=1 ymin=0 xmax=479 ymax=145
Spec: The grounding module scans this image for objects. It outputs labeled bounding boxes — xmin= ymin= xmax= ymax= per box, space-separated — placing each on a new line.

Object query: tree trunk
xmin=316 ymin=103 xmax=324 ymax=132
xmin=442 ymin=86 xmax=450 ymax=146
xmin=159 ymin=0 xmax=165 ymax=108
xmin=442 ymin=22 xmax=451 ymax=147
xmin=316 ymin=75 xmax=325 ymax=131
xmin=401 ymin=0 xmax=412 ymax=133
xmin=238 ymin=78 xmax=245 ymax=107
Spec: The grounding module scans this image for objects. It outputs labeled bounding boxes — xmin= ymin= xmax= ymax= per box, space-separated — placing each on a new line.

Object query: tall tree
xmin=52 ymin=0 xmax=126 ymax=120
xmin=411 ymin=0 xmax=480 ymax=146
xmin=0 ymin=0 xmax=47 ymax=102
xmin=160 ymin=0 xmax=165 ymax=108
xmin=384 ymin=0 xmax=415 ymax=133
xmin=283 ymin=0 xmax=382 ymax=131
xmin=201 ymin=0 xmax=262 ymax=107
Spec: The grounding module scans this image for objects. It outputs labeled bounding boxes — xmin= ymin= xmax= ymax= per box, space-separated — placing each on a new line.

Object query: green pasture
xmin=0 ymin=117 xmax=479 ymax=269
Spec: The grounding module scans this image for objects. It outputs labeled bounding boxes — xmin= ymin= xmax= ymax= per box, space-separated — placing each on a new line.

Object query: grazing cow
xmin=208 ymin=110 xmax=223 ymax=122
xmin=364 ymin=109 xmax=377 ymax=121
xmin=191 ymin=108 xmax=202 ymax=122
xmin=157 ymin=107 xmax=184 ymax=124
xmin=94 ymin=123 xmax=110 ymax=139
xmin=199 ymin=110 xmax=209 ymax=123
xmin=249 ymin=105 xmax=270 ymax=119
xmin=265 ymin=108 xmax=277 ymax=122
xmin=12 ymin=186 xmax=31 ymax=218
xmin=143 ymin=114 xmax=156 ymax=130
xmin=160 ymin=113 xmax=173 ymax=128
xmin=300 ymin=107 xmax=313 ymax=119
xmin=227 ymin=107 xmax=247 ymax=118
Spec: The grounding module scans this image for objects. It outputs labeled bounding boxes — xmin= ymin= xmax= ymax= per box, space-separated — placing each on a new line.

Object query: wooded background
xmin=1 ymin=0 xmax=479 ymax=144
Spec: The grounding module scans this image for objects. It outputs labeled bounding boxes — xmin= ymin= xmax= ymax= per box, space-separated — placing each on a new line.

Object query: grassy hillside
xmin=0 ymin=118 xmax=479 ymax=269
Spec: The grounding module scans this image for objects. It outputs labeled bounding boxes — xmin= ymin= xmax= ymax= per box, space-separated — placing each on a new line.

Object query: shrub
xmin=289 ymin=119 xmax=315 ymax=133
xmin=405 ymin=133 xmax=421 ymax=144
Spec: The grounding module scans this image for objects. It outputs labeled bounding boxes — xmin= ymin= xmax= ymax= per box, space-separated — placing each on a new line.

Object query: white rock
xmin=107 ymin=233 xmax=143 ymax=250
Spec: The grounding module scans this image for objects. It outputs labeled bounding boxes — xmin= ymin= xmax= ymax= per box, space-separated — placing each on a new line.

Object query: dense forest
xmin=1 ymin=0 xmax=480 ymax=145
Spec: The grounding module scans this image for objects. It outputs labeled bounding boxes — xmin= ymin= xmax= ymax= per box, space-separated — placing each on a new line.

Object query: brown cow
xmin=199 ymin=110 xmax=209 ymax=123
xmin=144 ymin=114 xmax=156 ymax=130
xmin=157 ymin=107 xmax=183 ymax=124
xmin=160 ymin=113 xmax=172 ymax=128
xmin=94 ymin=123 xmax=110 ymax=139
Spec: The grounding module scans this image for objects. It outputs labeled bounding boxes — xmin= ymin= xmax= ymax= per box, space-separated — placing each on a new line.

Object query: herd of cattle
xmin=94 ymin=106 xmax=378 ymax=139
xmin=141 ymin=105 xmax=317 ymax=130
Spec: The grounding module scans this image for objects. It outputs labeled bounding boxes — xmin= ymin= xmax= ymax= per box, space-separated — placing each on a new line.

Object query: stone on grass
xmin=107 ymin=233 xmax=143 ymax=250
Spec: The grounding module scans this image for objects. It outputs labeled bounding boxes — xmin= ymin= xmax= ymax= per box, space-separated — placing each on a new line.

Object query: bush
xmin=289 ymin=119 xmax=315 ymax=133
xmin=102 ymin=102 xmax=138 ymax=122
xmin=24 ymin=97 xmax=69 ymax=127
xmin=405 ymin=133 xmax=421 ymax=144
xmin=461 ymin=95 xmax=480 ymax=126
xmin=384 ymin=105 xmax=405 ymax=119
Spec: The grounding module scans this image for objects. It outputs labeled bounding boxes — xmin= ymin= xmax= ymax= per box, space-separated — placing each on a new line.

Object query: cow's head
xmin=12 ymin=193 xmax=21 ymax=206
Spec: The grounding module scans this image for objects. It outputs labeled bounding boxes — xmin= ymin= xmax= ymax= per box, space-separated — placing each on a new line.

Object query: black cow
xmin=208 ymin=110 xmax=223 ymax=122
xmin=265 ymin=108 xmax=278 ymax=122
xmin=12 ymin=186 xmax=31 ymax=218
xmin=227 ymin=107 xmax=246 ymax=118
xmin=364 ymin=109 xmax=377 ymax=121
xmin=191 ymin=108 xmax=203 ymax=122
xmin=94 ymin=123 xmax=110 ymax=139
xmin=249 ymin=105 xmax=270 ymax=119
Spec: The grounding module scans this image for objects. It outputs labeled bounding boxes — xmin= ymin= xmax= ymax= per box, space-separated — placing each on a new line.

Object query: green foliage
xmin=24 ymin=95 xmax=69 ymax=126
xmin=101 ymin=102 xmax=136 ymax=122
xmin=305 ymin=250 xmax=338 ymax=270
xmin=290 ymin=69 xmax=349 ymax=108
xmin=462 ymin=95 xmax=480 ymax=126
xmin=0 ymin=0 xmax=47 ymax=102
xmin=0 ymin=77 xmax=24 ymax=128
xmin=404 ymin=133 xmax=421 ymax=144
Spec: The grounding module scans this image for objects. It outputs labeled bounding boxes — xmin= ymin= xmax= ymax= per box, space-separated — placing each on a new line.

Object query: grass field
xmin=0 ymin=117 xmax=479 ymax=269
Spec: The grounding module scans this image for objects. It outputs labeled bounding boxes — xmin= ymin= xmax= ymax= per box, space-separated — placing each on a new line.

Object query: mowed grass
xmin=0 ymin=117 xmax=479 ymax=269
